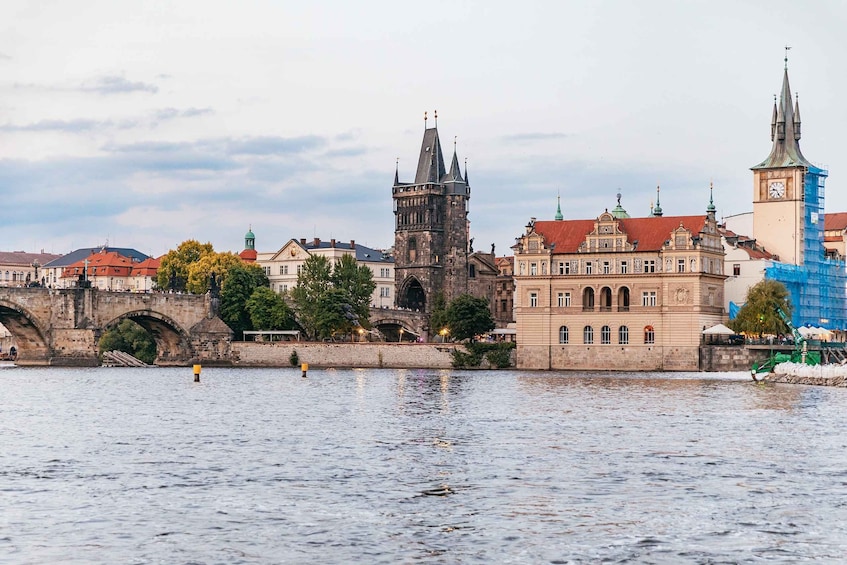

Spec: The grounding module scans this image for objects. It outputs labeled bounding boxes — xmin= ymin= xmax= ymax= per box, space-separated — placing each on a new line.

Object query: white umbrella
xmin=702 ymin=323 xmax=735 ymax=335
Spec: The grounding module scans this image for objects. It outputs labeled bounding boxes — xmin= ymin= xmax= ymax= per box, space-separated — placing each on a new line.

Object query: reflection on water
xmin=1 ymin=367 xmax=846 ymax=563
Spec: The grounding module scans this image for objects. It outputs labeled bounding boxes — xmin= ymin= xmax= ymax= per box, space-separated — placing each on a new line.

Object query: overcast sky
xmin=2 ymin=1 xmax=846 ymax=259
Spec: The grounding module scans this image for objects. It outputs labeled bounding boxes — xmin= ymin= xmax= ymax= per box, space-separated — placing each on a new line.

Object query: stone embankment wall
xmin=231 ymin=342 xmax=460 ymax=369
xmin=698 ymin=345 xmax=770 ymax=372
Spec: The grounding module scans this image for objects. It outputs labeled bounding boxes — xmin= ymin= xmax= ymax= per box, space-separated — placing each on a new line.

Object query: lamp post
xmin=399 ymin=328 xmax=404 ymax=342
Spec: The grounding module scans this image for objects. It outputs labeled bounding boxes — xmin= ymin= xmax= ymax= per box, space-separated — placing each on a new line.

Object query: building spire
xmin=707 ymin=180 xmax=716 ymax=214
xmin=555 ymin=193 xmax=563 ymax=221
xmin=434 ymin=109 xmax=438 ymax=128
xmin=464 ymin=157 xmax=469 ymax=184
xmin=394 ymin=157 xmax=399 ymax=186
xmin=752 ymin=51 xmax=811 ymax=169
xmin=653 ymin=185 xmax=663 ymax=217
xmin=424 ymin=110 xmax=427 ymax=129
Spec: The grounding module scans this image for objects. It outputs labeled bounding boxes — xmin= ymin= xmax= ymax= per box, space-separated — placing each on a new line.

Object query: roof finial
xmin=555 ymin=192 xmax=563 ymax=221
xmin=454 ymin=135 xmax=457 ymax=152
xmin=424 ymin=111 xmax=427 ymax=128
xmin=784 ymin=45 xmax=791 ymax=70
xmin=464 ymin=157 xmax=469 ymax=184
xmin=434 ymin=109 xmax=438 ymax=128
xmin=653 ymin=184 xmax=663 ymax=217
xmin=707 ymin=180 xmax=716 ymax=213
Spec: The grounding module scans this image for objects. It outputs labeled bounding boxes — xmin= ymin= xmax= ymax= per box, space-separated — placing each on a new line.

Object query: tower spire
xmin=653 ymin=185 xmax=663 ymax=217
xmin=555 ymin=193 xmax=563 ymax=221
xmin=707 ymin=180 xmax=716 ymax=214
xmin=394 ymin=157 xmax=399 ymax=186
xmin=752 ymin=50 xmax=811 ymax=169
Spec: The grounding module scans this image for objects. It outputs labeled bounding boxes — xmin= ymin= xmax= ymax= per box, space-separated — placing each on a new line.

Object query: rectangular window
xmin=642 ymin=291 xmax=657 ymax=307
xmin=557 ymin=292 xmax=565 ymax=307
xmin=620 ymin=261 xmax=628 ymax=274
xmin=644 ymin=260 xmax=655 ymax=273
xmin=585 ymin=262 xmax=593 ymax=275
xmin=530 ymin=263 xmax=538 ymax=276
xmin=530 ymin=292 xmax=538 ymax=307
xmin=558 ymin=262 xmax=566 ymax=275
xmin=603 ymin=261 xmax=610 ymax=274
xmin=677 ymin=259 xmax=685 ymax=273
xmin=564 ymin=292 xmax=571 ymax=307
xmin=296 ymin=265 xmax=302 ymax=276
xmin=733 ymin=264 xmax=740 ymax=276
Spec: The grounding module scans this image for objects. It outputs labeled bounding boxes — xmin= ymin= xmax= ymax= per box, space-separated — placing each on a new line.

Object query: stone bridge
xmin=0 ymin=287 xmax=232 ymax=366
xmin=369 ymin=307 xmax=430 ymax=342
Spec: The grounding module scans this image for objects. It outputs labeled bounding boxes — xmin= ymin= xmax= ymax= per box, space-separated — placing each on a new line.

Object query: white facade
xmin=256 ymin=238 xmax=394 ymax=308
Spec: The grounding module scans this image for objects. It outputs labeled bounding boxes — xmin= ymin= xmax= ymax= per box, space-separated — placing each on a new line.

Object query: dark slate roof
xmin=752 ymin=67 xmax=812 ymax=169
xmin=305 ymin=241 xmax=394 ymax=264
xmin=414 ymin=127 xmax=447 ymax=184
xmin=41 ymin=247 xmax=150 ymax=268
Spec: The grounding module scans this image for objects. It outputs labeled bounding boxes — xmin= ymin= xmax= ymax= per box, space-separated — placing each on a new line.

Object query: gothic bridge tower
xmin=392 ymin=112 xmax=470 ymax=313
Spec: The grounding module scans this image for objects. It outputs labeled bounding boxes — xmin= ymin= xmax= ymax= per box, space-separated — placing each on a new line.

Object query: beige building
xmin=256 ymin=238 xmax=394 ymax=308
xmin=0 ymin=251 xmax=61 ymax=287
xmin=512 ymin=195 xmax=726 ymax=371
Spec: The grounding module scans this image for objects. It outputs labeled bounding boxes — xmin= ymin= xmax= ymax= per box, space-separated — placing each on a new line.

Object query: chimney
xmin=331 ymin=238 xmax=336 ymax=248
xmin=300 ymin=238 xmax=306 ymax=245
xmin=350 ymin=240 xmax=356 ymax=249
xmin=314 ymin=237 xmax=321 ymax=247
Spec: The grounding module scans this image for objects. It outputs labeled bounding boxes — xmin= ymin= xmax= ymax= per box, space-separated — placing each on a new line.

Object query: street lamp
xmin=399 ymin=328 xmax=404 ymax=342
xmin=440 ymin=327 xmax=449 ymax=342
xmin=358 ymin=327 xmax=364 ymax=342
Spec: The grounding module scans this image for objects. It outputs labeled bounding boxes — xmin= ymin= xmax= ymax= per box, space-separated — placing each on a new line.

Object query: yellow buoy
xmin=301 ymin=362 xmax=308 ymax=377
xmin=193 ymin=364 xmax=201 ymax=382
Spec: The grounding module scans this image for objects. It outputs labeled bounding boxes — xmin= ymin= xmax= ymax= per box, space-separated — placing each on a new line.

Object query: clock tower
xmin=751 ymin=56 xmax=826 ymax=266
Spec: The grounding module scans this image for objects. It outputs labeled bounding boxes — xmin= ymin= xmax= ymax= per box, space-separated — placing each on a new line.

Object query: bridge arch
xmin=0 ymin=299 xmax=50 ymax=365
xmin=102 ymin=310 xmax=195 ymax=366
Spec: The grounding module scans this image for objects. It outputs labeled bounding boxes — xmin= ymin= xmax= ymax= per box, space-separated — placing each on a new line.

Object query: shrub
xmin=289 ymin=350 xmax=299 ymax=367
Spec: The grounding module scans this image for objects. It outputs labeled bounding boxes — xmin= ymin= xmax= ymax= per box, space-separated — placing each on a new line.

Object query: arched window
xmin=618 ymin=287 xmax=630 ymax=312
xmin=583 ymin=325 xmax=594 ymax=344
xmin=559 ymin=326 xmax=569 ymax=344
xmin=644 ymin=325 xmax=655 ymax=345
xmin=601 ymin=325 xmax=611 ymax=344
xmin=600 ymin=287 xmax=612 ymax=311
xmin=582 ymin=287 xmax=595 ymax=311
xmin=619 ymin=326 xmax=629 ymax=344
xmin=408 ymin=237 xmax=417 ymax=263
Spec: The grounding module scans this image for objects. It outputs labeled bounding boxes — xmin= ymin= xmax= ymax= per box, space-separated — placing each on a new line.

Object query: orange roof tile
xmin=825 ymin=212 xmax=847 ymax=232
xmin=533 ymin=215 xmax=708 ymax=253
xmin=130 ymin=256 xmax=161 ymax=277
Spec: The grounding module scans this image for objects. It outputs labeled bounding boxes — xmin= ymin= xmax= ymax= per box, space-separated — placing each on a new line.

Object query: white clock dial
xmin=768 ymin=181 xmax=785 ymax=199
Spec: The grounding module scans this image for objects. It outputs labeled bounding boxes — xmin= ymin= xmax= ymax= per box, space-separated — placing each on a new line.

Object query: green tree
xmin=290 ymin=255 xmax=333 ymax=340
xmin=156 ymin=240 xmax=215 ymax=292
xmin=246 ymin=286 xmax=297 ymax=332
xmin=98 ymin=319 xmax=157 ymax=364
xmin=444 ymin=294 xmax=495 ymax=341
xmin=220 ymin=262 xmax=269 ymax=339
xmin=186 ymin=251 xmax=244 ymax=294
xmin=330 ymin=253 xmax=376 ymax=329
xmin=730 ymin=279 xmax=792 ymax=337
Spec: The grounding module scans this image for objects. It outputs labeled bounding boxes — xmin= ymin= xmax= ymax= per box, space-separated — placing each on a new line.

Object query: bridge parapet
xmin=0 ymin=287 xmax=232 ymax=366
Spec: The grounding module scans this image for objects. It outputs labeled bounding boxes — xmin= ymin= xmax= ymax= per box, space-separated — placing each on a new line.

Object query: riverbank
xmin=765 ymin=362 xmax=847 ymax=387
xmin=230 ymin=341 xmax=462 ymax=369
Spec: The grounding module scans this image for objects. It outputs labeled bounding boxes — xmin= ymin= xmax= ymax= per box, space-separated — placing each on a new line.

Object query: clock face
xmin=768 ymin=181 xmax=786 ymax=199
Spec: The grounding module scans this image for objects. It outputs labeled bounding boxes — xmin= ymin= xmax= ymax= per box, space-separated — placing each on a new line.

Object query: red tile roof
xmin=61 ymin=251 xmax=135 ymax=278
xmin=824 ymin=212 xmax=847 ymax=232
xmin=239 ymin=249 xmax=258 ymax=262
xmin=130 ymin=256 xmax=161 ymax=277
xmin=532 ymin=215 xmax=708 ymax=253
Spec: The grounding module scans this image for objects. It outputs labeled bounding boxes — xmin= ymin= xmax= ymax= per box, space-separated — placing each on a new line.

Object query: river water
xmin=1 ymin=367 xmax=846 ymax=564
